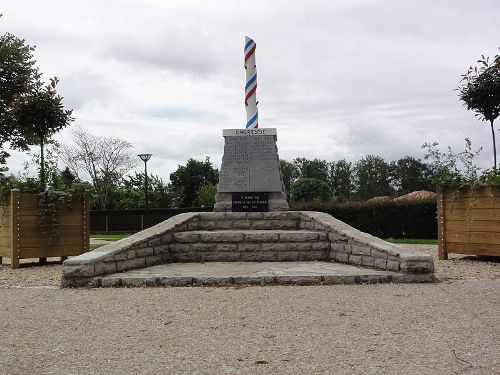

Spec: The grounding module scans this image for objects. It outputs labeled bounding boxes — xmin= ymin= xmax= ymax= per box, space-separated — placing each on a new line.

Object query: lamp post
xmin=138 ymin=154 xmax=153 ymax=217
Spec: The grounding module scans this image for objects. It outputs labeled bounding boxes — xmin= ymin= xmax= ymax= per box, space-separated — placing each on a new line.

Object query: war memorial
xmin=61 ymin=37 xmax=434 ymax=287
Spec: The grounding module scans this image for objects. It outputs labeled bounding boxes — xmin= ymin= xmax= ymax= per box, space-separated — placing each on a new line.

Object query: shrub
xmin=291 ymin=199 xmax=437 ymax=239
xmin=289 ymin=178 xmax=333 ymax=202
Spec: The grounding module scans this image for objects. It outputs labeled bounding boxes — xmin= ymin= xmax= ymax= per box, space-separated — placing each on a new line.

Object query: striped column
xmin=244 ymin=36 xmax=258 ymax=129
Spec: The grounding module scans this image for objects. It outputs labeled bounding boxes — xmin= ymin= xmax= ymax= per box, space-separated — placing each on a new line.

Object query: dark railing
xmin=90 ymin=207 xmax=213 ymax=233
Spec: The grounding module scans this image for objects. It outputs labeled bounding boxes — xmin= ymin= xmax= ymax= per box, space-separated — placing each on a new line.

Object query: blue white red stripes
xmin=244 ymin=36 xmax=258 ymax=129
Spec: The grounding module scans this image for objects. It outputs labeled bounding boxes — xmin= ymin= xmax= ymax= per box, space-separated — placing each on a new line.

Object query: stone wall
xmin=62 ymin=211 xmax=434 ymax=287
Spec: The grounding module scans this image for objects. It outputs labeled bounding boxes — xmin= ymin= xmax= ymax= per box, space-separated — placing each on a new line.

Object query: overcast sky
xmin=2 ymin=0 xmax=500 ymax=180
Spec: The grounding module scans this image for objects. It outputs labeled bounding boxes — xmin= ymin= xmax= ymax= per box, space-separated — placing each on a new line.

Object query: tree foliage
xmin=457 ymin=51 xmax=500 ymax=169
xmin=0 ymin=28 xmax=38 ymax=164
xmin=329 ymin=159 xmax=354 ymax=199
xmin=354 ymin=155 xmax=393 ymax=200
xmin=289 ymin=177 xmax=333 ymax=203
xmin=169 ymin=157 xmax=219 ymax=207
xmin=390 ymin=156 xmax=433 ymax=194
xmin=293 ymin=157 xmax=329 ymax=181
xmin=279 ymin=159 xmax=299 ymax=197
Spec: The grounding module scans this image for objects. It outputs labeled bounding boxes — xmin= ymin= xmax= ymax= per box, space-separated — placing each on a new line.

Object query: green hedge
xmin=291 ymin=199 xmax=437 ymax=239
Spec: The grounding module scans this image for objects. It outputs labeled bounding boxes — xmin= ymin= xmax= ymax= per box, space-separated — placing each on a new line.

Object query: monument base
xmin=214 ymin=192 xmax=288 ymax=212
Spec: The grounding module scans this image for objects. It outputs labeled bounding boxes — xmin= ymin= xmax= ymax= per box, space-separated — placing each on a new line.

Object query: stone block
xmin=99 ymin=277 xmax=122 ymax=287
xmin=161 ymin=233 xmax=173 ymax=244
xmin=138 ymin=241 xmax=149 ymax=248
xmin=239 ymin=243 xmax=261 ymax=252
xmin=191 ymin=243 xmax=216 ymax=252
xmin=249 ymin=220 xmax=274 ymax=229
xmin=287 ymin=242 xmax=313 ymax=251
xmin=205 ymin=252 xmax=241 ymax=262
xmin=330 ymin=251 xmax=349 ymax=263
xmin=270 ymin=220 xmax=299 ymax=230
xmin=169 ymin=243 xmax=192 ymax=253
xmin=198 ymin=221 xmax=217 ymax=230
xmin=299 ymin=250 xmax=329 ymax=261
xmin=386 ymin=260 xmax=400 ymax=272
xmin=232 ymin=276 xmax=275 ymax=285
xmin=200 ymin=212 xmax=226 ymax=221
xmin=173 ymin=232 xmax=200 ymax=243
xmin=328 ymin=231 xmax=346 ymax=242
xmin=244 ymin=232 xmax=279 ymax=242
xmin=246 ymin=212 xmax=265 ymax=220
xmin=215 ymin=243 xmax=238 ymax=252
xmin=114 ymin=249 xmax=136 ymax=261
xmin=357 ymin=274 xmax=391 ymax=284
xmin=200 ymin=232 xmax=244 ymax=242
xmin=147 ymin=236 xmax=162 ymax=247
xmin=276 ymin=251 xmax=299 ymax=261
xmin=120 ymin=276 xmax=158 ymax=287
xmin=361 ymin=256 xmax=375 ymax=267
xmin=312 ymin=242 xmax=330 ymax=251
xmin=226 ymin=212 xmax=248 ymax=220
xmin=261 ymin=243 xmax=288 ymax=252
xmin=145 ymin=254 xmax=163 ymax=267
xmin=279 ymin=232 xmax=319 ymax=242
xmin=400 ymin=260 xmax=434 ymax=274
xmin=230 ymin=220 xmax=251 ymax=229
xmin=95 ymin=262 xmax=117 ymax=275
xmin=216 ymin=220 xmax=233 ymax=229
xmin=348 ymin=254 xmax=362 ymax=265
xmin=330 ymin=243 xmax=348 ymax=253
xmin=371 ymin=248 xmax=388 ymax=259
xmin=172 ymin=223 xmax=188 ymax=232
xmin=373 ymin=258 xmax=387 ymax=270
xmin=351 ymin=243 xmax=372 ymax=256
xmin=275 ymin=275 xmax=322 ymax=285
xmin=322 ymin=275 xmax=357 ymax=285
xmin=63 ymin=264 xmax=95 ymax=278
xmin=153 ymin=244 xmax=169 ymax=255
xmin=187 ymin=221 xmax=199 ymax=231
xmin=240 ymin=252 xmax=276 ymax=261
xmin=391 ymin=273 xmax=434 ymax=283
xmin=193 ymin=276 xmax=233 ymax=285
xmin=136 ymin=247 xmax=154 ymax=257
xmin=116 ymin=257 xmax=145 ymax=272
xmin=313 ymin=222 xmax=326 ymax=231
xmin=157 ymin=276 xmax=194 ymax=286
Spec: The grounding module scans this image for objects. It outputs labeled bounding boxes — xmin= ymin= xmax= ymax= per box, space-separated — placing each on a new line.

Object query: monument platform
xmin=96 ymin=261 xmax=412 ymax=287
xmin=61 ymin=211 xmax=434 ymax=287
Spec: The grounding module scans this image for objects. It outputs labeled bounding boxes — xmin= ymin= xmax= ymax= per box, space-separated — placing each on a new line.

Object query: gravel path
xmin=0 ymin=245 xmax=498 ymax=374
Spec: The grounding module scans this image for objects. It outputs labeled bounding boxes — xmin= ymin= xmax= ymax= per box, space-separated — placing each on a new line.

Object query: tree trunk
xmin=40 ymin=136 xmax=45 ymax=188
xmin=491 ymin=120 xmax=497 ymax=171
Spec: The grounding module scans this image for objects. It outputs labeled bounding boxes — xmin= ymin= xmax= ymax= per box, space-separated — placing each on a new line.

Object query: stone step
xmin=173 ymin=230 xmax=327 ymax=243
xmin=96 ymin=261 xmax=429 ymax=288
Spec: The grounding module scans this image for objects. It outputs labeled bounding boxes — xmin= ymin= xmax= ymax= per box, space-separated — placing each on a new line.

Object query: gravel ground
xmin=0 ymin=245 xmax=499 ymax=374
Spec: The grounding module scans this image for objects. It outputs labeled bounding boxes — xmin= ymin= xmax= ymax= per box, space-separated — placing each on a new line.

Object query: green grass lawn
xmin=90 ymin=234 xmax=129 ymax=241
xmin=386 ymin=238 xmax=437 ymax=245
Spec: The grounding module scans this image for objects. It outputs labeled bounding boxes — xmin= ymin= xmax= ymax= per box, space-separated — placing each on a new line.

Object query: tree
xmin=457 ymin=51 xmax=500 ymax=170
xmin=0 ymin=28 xmax=38 ymax=165
xmin=289 ymin=178 xmax=333 ymax=203
xmin=60 ymin=127 xmax=136 ymax=209
xmin=354 ymin=155 xmax=393 ymax=200
xmin=169 ymin=157 xmax=219 ymax=207
xmin=112 ymin=172 xmax=173 ymax=209
xmin=329 ymin=159 xmax=354 ymax=200
xmin=279 ymin=159 xmax=299 ymax=197
xmin=8 ymin=77 xmax=73 ymax=186
xmin=293 ymin=157 xmax=329 ymax=181
xmin=391 ymin=156 xmax=433 ymax=195
xmin=197 ymin=183 xmax=217 ymax=207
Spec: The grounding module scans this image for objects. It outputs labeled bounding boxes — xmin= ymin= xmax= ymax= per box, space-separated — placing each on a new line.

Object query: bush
xmin=289 ymin=178 xmax=333 ymax=202
xmin=291 ymin=199 xmax=437 ymax=239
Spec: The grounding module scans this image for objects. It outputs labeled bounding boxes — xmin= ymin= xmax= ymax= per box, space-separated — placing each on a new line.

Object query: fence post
xmin=10 ymin=189 xmax=20 ymax=269
xmin=141 ymin=214 xmax=144 ymax=230
xmin=437 ymin=190 xmax=448 ymax=260
xmin=105 ymin=215 xmax=109 ymax=233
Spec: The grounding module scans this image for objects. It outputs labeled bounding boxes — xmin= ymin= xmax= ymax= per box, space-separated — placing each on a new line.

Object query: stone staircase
xmin=61 ymin=211 xmax=434 ymax=287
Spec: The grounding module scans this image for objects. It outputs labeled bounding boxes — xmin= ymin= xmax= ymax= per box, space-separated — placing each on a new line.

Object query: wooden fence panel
xmin=438 ymin=186 xmax=500 ymax=259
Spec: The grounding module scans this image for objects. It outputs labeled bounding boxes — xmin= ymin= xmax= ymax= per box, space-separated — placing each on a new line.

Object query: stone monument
xmin=214 ymin=37 xmax=289 ymax=212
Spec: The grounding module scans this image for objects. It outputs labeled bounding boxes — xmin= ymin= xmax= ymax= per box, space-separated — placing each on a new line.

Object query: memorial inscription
xmin=232 ymin=192 xmax=268 ymax=212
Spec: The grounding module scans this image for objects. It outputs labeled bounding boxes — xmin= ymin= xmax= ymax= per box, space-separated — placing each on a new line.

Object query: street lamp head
xmin=138 ymin=153 xmax=153 ymax=162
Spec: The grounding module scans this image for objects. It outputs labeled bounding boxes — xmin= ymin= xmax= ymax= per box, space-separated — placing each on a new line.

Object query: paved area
xmin=98 ymin=261 xmax=412 ymax=287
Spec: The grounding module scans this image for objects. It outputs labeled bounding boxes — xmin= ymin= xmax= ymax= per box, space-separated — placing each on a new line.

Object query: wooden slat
xmin=446 ymin=242 xmax=500 ymax=256
xmin=437 ymin=191 xmax=447 ymax=259
xmin=19 ymin=246 xmax=85 ymax=258
xmin=444 ymin=187 xmax=500 ymax=198
xmin=17 ymin=213 xmax=83 ymax=225
xmin=15 ymin=224 xmax=84 ymax=236
xmin=19 ymin=236 xmax=84 ymax=247
xmin=445 ymin=220 xmax=500 ymax=232
xmin=446 ymin=230 xmax=500 ymax=244
xmin=443 ymin=197 xmax=498 ymax=210
xmin=10 ymin=191 xmax=19 ymax=268
xmin=443 ymin=208 xmax=500 ymax=221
